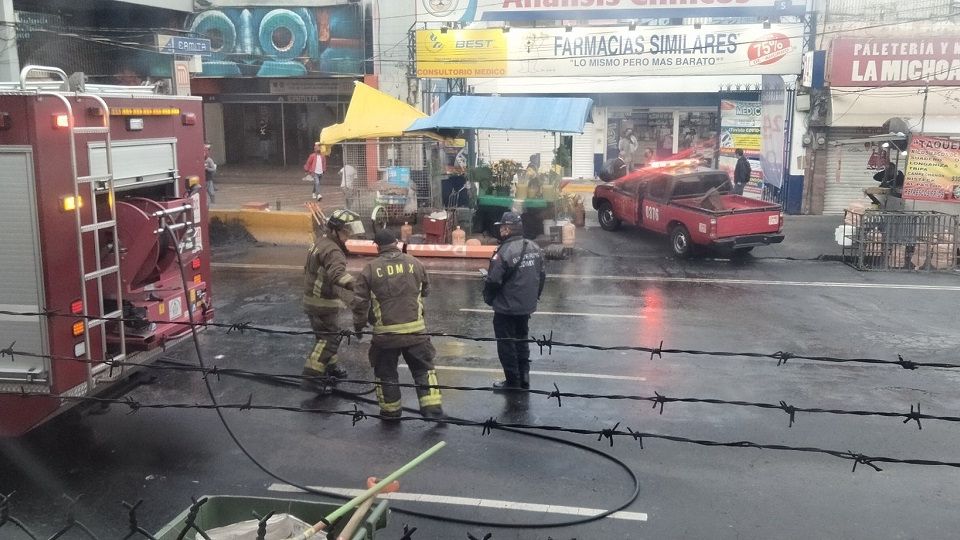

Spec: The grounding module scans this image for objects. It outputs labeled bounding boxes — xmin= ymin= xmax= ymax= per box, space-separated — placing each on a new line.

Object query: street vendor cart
xmin=406 ymin=96 xmax=594 ymax=240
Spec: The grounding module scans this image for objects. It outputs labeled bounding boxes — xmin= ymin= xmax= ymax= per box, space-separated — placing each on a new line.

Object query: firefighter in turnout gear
xmin=352 ymin=229 xmax=443 ymax=420
xmin=301 ymin=209 xmax=363 ymax=392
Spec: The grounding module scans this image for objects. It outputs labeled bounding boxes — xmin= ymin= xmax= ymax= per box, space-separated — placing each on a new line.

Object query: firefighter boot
xmin=326 ymin=364 xmax=348 ymax=379
xmin=420 ymin=406 xmax=445 ymax=420
xmin=300 ymin=367 xmax=333 ymax=394
xmin=379 ymin=409 xmax=402 ymax=421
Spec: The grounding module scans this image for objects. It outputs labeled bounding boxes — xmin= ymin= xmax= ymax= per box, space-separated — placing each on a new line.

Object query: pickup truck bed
xmin=674 ymin=194 xmax=783 ymax=240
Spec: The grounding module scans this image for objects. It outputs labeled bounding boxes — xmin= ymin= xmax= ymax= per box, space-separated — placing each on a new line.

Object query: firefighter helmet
xmin=327 ymin=209 xmax=364 ymax=236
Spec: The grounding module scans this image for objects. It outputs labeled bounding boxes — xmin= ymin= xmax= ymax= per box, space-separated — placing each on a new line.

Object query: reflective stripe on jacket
xmin=352 ymin=246 xmax=429 ymax=335
xmin=302 ymin=236 xmax=353 ymax=310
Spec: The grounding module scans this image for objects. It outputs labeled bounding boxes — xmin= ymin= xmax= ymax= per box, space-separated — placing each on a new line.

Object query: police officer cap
xmin=494 ymin=212 xmax=522 ymax=227
xmin=374 ymin=229 xmax=398 ymax=247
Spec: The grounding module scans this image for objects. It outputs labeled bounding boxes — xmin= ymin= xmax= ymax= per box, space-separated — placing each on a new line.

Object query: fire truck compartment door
xmin=0 ymin=148 xmax=50 ymax=388
xmin=88 ymin=138 xmax=178 ymax=191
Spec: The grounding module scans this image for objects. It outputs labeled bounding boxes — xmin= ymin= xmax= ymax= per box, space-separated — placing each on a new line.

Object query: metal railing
xmin=841 ymin=210 xmax=959 ymax=271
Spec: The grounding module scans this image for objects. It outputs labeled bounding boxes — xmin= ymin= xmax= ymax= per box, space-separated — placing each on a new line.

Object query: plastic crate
xmin=154 ymin=495 xmax=389 ymax=540
xmin=386 ymin=166 xmax=410 ymax=187
xmin=423 ymin=216 xmax=447 ymax=243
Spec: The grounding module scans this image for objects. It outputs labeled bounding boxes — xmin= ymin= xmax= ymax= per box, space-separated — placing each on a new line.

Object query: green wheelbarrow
xmin=154 ymin=495 xmax=389 ymax=540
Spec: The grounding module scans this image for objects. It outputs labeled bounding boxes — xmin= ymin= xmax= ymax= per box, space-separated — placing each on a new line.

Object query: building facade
xmin=800 ymin=0 xmax=958 ymax=214
xmin=402 ymin=0 xmax=808 ymax=206
xmin=184 ymin=1 xmax=368 ymax=168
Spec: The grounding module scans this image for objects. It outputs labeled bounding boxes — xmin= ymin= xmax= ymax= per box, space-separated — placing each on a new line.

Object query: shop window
xmin=607 ymin=111 xmax=673 ymax=164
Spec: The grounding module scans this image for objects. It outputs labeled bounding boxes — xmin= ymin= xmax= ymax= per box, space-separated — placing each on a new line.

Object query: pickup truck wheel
xmin=598 ymin=202 xmax=621 ymax=231
xmin=670 ymin=225 xmax=693 ymax=258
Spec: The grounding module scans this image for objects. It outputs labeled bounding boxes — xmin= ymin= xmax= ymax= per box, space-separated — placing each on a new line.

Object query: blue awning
xmin=406 ymin=96 xmax=593 ymax=136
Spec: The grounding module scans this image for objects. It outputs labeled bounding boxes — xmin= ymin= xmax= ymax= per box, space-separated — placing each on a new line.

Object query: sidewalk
xmin=209 ymin=178 xmax=848 ymax=259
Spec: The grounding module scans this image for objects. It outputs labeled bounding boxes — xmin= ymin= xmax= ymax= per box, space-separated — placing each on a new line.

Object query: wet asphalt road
xmin=3 ymin=223 xmax=960 ymax=540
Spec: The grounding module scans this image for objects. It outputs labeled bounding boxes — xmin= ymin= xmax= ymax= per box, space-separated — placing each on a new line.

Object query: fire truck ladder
xmin=21 ymin=66 xmax=128 ymax=391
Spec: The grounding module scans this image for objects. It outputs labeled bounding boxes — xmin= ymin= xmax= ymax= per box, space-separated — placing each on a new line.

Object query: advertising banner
xmin=760 ymin=74 xmax=787 ymax=189
xmin=416 ymin=0 xmax=805 ymax=24
xmin=416 ymin=24 xmax=803 ymax=78
xmin=903 ymin=136 xmax=960 ymax=202
xmin=828 ymin=37 xmax=960 ymax=87
xmin=718 ymin=99 xmax=764 ymax=200
xmin=415 ymin=29 xmax=509 ymax=78
xmin=186 ymin=6 xmax=363 ymax=77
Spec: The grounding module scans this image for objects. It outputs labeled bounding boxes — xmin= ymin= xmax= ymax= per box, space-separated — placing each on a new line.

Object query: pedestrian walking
xmin=733 ymin=148 xmax=751 ymax=195
xmin=203 ymin=143 xmax=216 ymax=204
xmin=483 ymin=212 xmax=545 ymax=391
xmin=301 ymin=209 xmax=363 ymax=392
xmin=352 ymin=229 xmax=444 ymax=420
xmin=256 ymin=119 xmax=272 ymax=163
xmin=304 ymin=142 xmax=327 ymax=200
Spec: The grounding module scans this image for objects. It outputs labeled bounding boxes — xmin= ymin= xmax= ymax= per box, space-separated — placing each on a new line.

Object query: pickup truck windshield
xmin=671 ymin=173 xmax=731 ymax=199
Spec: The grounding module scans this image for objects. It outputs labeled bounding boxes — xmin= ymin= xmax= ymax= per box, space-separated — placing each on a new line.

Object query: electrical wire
xmin=160 ymin=222 xmax=641 ymax=530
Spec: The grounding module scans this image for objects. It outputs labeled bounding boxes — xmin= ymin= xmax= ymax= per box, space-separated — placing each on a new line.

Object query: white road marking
xmin=402 ymin=364 xmax=647 ymax=382
xmin=459 ymin=308 xmax=645 ymax=319
xmin=266 ymin=483 xmax=648 ymax=522
xmin=212 ymin=262 xmax=960 ymax=291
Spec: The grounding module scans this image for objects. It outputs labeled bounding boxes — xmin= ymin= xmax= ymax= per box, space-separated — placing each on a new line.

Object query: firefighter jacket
xmin=483 ymin=234 xmax=545 ymax=316
xmin=302 ymin=236 xmax=353 ymax=312
xmin=352 ymin=245 xmax=429 ymax=343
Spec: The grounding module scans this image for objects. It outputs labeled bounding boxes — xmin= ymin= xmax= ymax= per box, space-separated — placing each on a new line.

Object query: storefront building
xmin=10 ymin=0 xmax=192 ymax=85
xmin=807 ymin=28 xmax=960 ymax=214
xmin=185 ymin=2 xmax=368 ymax=168
xmin=413 ymin=0 xmax=806 ymax=202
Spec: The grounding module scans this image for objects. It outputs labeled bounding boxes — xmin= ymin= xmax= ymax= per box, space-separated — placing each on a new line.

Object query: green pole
xmin=295 ymin=441 xmax=447 ymax=539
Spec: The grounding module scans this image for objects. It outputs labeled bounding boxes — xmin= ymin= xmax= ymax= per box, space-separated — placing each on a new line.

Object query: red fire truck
xmin=0 ymin=66 xmax=213 ymax=436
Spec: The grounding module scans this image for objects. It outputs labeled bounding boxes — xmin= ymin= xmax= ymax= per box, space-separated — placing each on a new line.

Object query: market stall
xmin=832 ymin=117 xmax=960 ymax=272
xmin=318 ymin=82 xmax=450 ymax=234
xmin=406 ymin=96 xmax=594 ymax=238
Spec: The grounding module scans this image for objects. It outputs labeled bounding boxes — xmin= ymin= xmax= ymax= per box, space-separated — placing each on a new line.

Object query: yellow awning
xmin=319 ymin=82 xmax=439 ymax=145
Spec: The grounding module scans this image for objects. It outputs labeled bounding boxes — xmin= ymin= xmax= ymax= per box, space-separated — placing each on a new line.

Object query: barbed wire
xmin=1 ymin=309 xmax=955 ymax=372
xmin=8 ymin=391 xmax=960 ymax=473
xmin=0 ymin=346 xmax=952 ymax=432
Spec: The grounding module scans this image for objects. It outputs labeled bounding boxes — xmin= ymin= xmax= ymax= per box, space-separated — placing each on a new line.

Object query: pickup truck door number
xmin=644 ymin=205 xmax=659 ymax=222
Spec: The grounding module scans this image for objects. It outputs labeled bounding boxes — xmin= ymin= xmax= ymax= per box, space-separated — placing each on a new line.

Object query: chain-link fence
xmin=841 ymin=210 xmax=959 ymax=271
xmin=339 ymin=138 xmax=444 ymax=233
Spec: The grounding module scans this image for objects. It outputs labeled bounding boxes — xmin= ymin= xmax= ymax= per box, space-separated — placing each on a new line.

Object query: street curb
xmin=210 ymin=209 xmax=312 ymax=246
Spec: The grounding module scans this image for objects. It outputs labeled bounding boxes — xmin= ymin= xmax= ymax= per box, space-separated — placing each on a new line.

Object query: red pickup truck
xmin=592 ymin=167 xmax=785 ymax=257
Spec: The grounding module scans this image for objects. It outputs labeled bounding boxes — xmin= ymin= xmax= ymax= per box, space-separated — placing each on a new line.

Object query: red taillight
xmin=191 ymin=258 xmax=201 ymax=270
xmin=70 ymin=299 xmax=84 ymax=315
